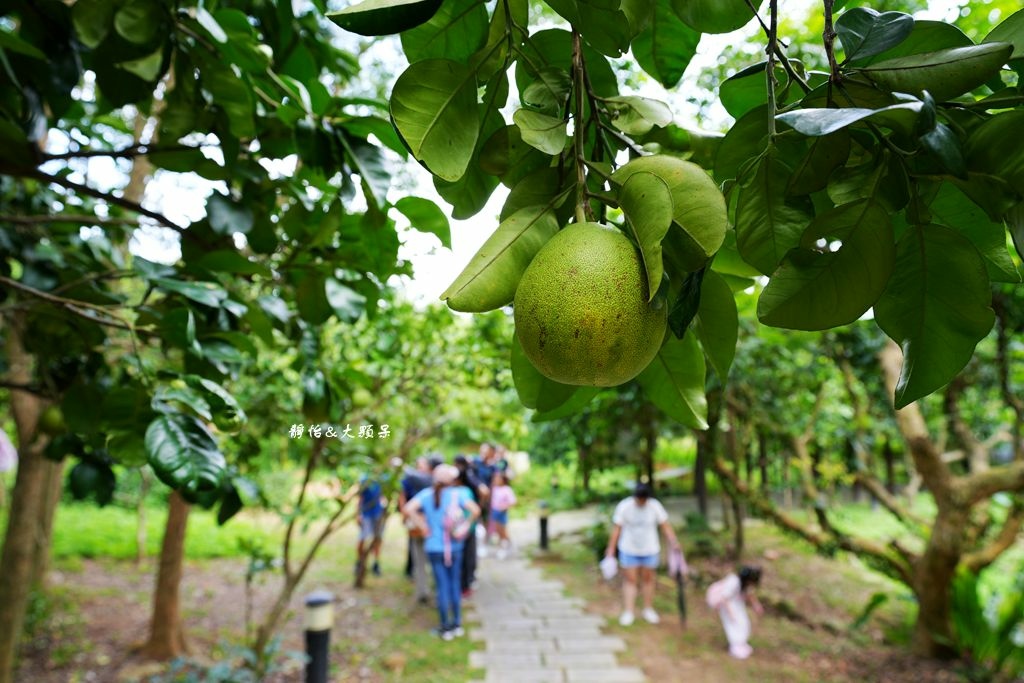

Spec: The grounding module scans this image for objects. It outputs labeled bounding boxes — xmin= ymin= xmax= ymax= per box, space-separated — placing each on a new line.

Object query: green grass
xmin=50 ymin=501 xmax=278 ymax=561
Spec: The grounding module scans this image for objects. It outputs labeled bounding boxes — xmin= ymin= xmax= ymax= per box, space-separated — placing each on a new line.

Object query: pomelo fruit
xmin=513 ymin=222 xmax=667 ymax=387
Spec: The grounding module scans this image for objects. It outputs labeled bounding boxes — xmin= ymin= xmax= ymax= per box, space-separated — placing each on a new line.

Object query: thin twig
xmin=2 ymin=165 xmax=208 ymax=246
xmin=571 ymin=30 xmax=593 ymax=222
xmin=0 ymin=274 xmax=135 ymax=331
xmin=743 ymin=0 xmax=811 ymax=94
xmin=41 ymin=143 xmax=211 ymax=161
xmin=0 ymin=214 xmax=141 ymax=227
xmin=766 ymin=0 xmax=780 ymax=139
xmin=823 ymin=0 xmax=841 ymax=87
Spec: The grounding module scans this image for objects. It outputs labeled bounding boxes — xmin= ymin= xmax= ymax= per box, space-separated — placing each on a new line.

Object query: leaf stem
xmin=766 ymin=0 xmax=779 ymax=140
xmin=823 ymin=0 xmax=841 ymax=89
xmin=571 ymin=30 xmax=593 ymax=222
xmin=742 ymin=0 xmax=811 ymax=94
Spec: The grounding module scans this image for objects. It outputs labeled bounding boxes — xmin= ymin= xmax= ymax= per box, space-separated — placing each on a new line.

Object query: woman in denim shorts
xmin=604 ymin=482 xmax=680 ymax=626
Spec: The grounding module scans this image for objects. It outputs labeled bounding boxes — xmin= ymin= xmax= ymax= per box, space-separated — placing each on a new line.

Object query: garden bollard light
xmin=304 ymin=590 xmax=333 ymax=683
xmin=539 ymin=500 xmax=549 ymax=551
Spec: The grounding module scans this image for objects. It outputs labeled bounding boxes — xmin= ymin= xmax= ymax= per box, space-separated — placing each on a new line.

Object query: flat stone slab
xmin=485 ymin=639 xmax=557 ymax=654
xmin=565 ymin=668 xmax=646 ymax=683
xmin=544 ymin=653 xmax=619 ymax=668
xmin=469 ymin=652 xmax=544 ymax=668
xmin=483 ymin=669 xmax=566 ymax=682
xmin=555 ymin=636 xmax=626 ymax=653
xmin=466 ymin=537 xmax=647 ymax=683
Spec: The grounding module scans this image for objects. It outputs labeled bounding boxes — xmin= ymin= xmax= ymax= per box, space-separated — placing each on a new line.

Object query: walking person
xmin=489 ymin=470 xmax=517 ymax=559
xmin=604 ymin=482 xmax=681 ymax=626
xmin=707 ymin=565 xmax=764 ymax=659
xmin=355 ymin=475 xmax=387 ymax=585
xmin=398 ymin=456 xmax=434 ymax=604
xmin=404 ymin=464 xmax=481 ymax=640
xmin=454 ymin=454 xmax=488 ymax=596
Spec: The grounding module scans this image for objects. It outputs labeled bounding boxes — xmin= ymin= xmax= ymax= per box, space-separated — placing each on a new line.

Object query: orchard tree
xmin=0 ymin=0 xmax=444 ymax=678
xmin=332 ymin=0 xmax=1024 ymax=657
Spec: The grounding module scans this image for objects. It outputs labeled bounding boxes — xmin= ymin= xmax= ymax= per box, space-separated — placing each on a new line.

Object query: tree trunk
xmin=140 ymin=491 xmax=190 ymax=659
xmin=579 ymin=445 xmax=591 ymax=492
xmin=782 ymin=449 xmax=793 ymax=508
xmin=641 ymin=407 xmax=657 ymax=485
xmin=883 ymin=439 xmax=896 ymax=494
xmin=694 ymin=436 xmax=708 ymax=517
xmin=30 ymin=458 xmax=65 ymax=587
xmin=136 ymin=469 xmax=150 ymax=565
xmin=847 ymin=440 xmax=862 ymax=503
xmin=0 ymin=319 xmax=52 ymax=683
xmin=912 ymin=507 xmax=966 ymax=658
xmin=253 ymin=576 xmax=298 ymax=666
xmin=758 ymin=430 xmax=769 ymax=493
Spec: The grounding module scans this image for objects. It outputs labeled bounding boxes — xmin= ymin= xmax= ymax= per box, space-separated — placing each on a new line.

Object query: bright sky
xmin=112 ymin=0 xmax=970 ymax=306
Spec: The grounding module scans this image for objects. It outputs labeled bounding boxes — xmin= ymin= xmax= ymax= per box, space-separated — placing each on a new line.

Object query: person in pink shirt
xmin=488 ymin=471 xmax=517 ymax=559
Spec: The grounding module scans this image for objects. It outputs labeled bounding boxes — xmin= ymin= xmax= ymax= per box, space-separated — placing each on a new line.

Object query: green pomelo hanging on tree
xmin=513 ymin=222 xmax=667 ymax=387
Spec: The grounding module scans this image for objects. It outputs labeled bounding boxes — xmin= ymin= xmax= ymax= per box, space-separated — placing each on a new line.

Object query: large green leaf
xmin=984 ymin=8 xmax=1024 ymax=60
xmin=390 ymin=59 xmax=480 ymax=182
xmin=207 ymin=192 xmax=254 ymax=236
xmin=296 ymin=272 xmax=332 ymax=324
xmin=544 ymin=0 xmax=632 ymax=57
xmin=511 ymin=335 xmax=578 ymax=411
xmin=758 ymin=200 xmax=895 ymax=330
xmin=604 ymin=96 xmax=673 ymax=136
xmin=735 ymin=154 xmax=814 ymax=275
xmin=618 ymin=172 xmax=674 ymax=301
xmin=521 ymin=67 xmax=572 ymax=116
xmin=479 ymin=125 xmax=550 ymax=188
xmin=515 ymin=29 xmax=617 ymax=98
xmin=777 ymin=100 xmax=922 ymax=137
xmin=613 ymin=155 xmax=727 ymax=269
xmin=114 ymin=0 xmax=165 ymax=45
xmin=71 ymin=0 xmax=117 ymax=49
xmin=441 ymin=206 xmax=559 ymax=312
xmin=146 ymin=413 xmax=227 ymax=500
xmin=672 ymin=0 xmax=753 ymax=34
xmin=512 ymin=109 xmax=568 ymax=155
xmin=836 ymin=8 xmax=914 ymax=63
xmin=858 ymin=20 xmax=971 ymax=66
xmin=965 ymin=110 xmax=1024 ymax=195
xmin=859 ymin=43 xmax=1013 ymax=102
xmin=400 ymin=0 xmax=489 ymax=64
xmin=328 ymin=0 xmax=443 ymax=36
xmin=714 ymin=105 xmax=769 ymax=184
xmin=695 ymin=269 xmax=737 ymax=379
xmin=433 ymin=76 xmax=506 ymax=217
xmin=325 ymin=278 xmax=367 ymax=322
xmin=632 ymin=0 xmax=700 ymax=88
xmin=531 ymin=386 xmax=601 ymax=422
xmin=874 ymin=224 xmax=995 ymax=408
xmin=153 ymin=278 xmax=228 ymax=308
xmin=637 ymin=333 xmax=708 ymax=429
xmin=720 ymin=62 xmax=770 ymax=120
xmin=787 ymin=131 xmax=852 ymax=196
xmin=929 ymin=184 xmax=1020 ymax=283
xmin=396 ymin=196 xmax=451 ymax=248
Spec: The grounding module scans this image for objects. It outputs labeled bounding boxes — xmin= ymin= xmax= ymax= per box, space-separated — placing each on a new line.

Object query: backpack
xmin=441 ymin=490 xmax=471 ymax=566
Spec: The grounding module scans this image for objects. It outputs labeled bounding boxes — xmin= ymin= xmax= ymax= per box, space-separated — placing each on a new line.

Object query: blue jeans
xmin=427 ymin=550 xmax=463 ymax=630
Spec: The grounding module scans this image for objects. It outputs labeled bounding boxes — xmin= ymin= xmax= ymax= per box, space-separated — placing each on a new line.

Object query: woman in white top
xmin=604 ymin=482 xmax=681 ymax=626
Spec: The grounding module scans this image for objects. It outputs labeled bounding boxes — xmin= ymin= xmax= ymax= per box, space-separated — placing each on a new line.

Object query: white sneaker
xmin=641 ymin=608 xmax=660 ymax=624
xmin=478 ymin=546 xmax=488 ymax=558
xmin=619 ymin=611 xmax=635 ymax=627
xmin=496 ymin=548 xmax=508 ymax=560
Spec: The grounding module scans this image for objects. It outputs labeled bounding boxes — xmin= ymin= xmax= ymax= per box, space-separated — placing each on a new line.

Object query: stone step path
xmin=465 ymin=556 xmax=646 ymax=683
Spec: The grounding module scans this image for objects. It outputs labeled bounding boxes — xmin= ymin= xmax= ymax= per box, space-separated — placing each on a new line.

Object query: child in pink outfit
xmin=706 ymin=565 xmax=764 ymax=659
xmin=488 ymin=471 xmax=516 ymax=558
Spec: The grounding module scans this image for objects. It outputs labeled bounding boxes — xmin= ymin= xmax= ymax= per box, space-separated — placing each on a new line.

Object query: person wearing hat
xmin=604 ymin=481 xmax=681 ymax=626
xmin=403 ymin=463 xmax=481 ymax=640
